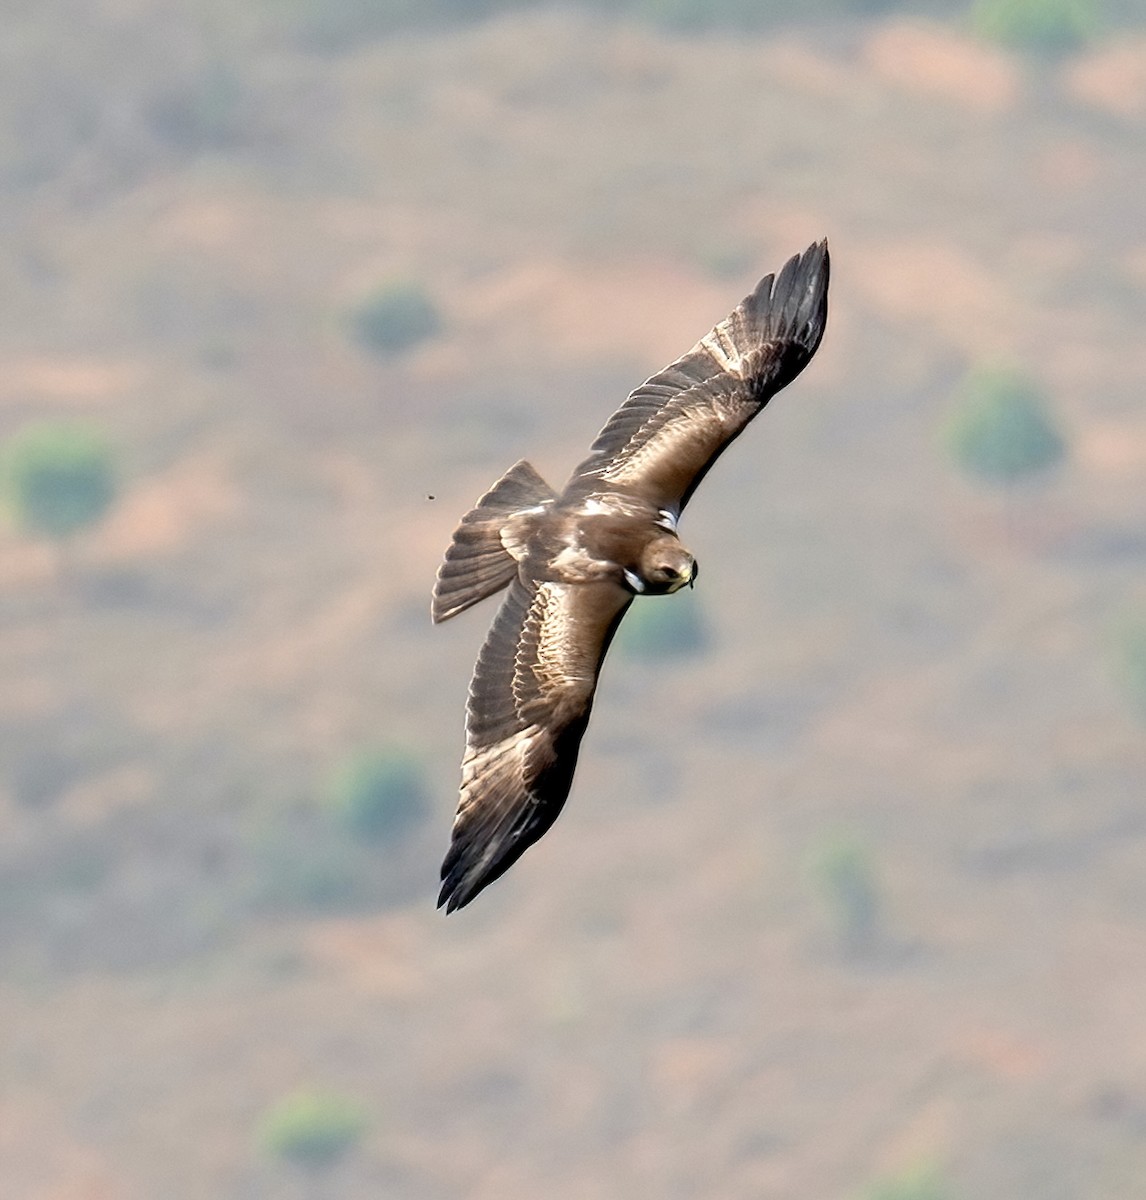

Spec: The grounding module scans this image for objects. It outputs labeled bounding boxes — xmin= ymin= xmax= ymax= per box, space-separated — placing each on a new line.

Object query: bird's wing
xmin=439 ymin=575 xmax=632 ymax=912
xmin=569 ymin=239 xmax=829 ymax=513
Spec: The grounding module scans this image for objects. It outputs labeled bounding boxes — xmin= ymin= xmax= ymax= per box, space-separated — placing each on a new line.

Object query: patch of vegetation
xmin=615 ymin=590 xmax=709 ymax=662
xmin=347 ymin=281 xmax=444 ymax=360
xmin=327 ymin=747 xmax=430 ymax=842
xmin=146 ymin=62 xmax=249 ymax=153
xmin=943 ymin=366 xmax=1065 ymax=488
xmin=862 ymin=1161 xmax=950 ymax=1200
xmin=258 ymin=1089 xmax=367 ymax=1171
xmin=808 ymin=830 xmax=881 ymax=956
xmin=270 ymin=0 xmax=429 ymax=52
xmin=697 ymin=240 xmax=757 ymax=281
xmin=253 ymin=828 xmax=361 ymax=910
xmin=970 ymin=0 xmax=1099 ymax=54
xmin=2 ymin=422 xmax=117 ymax=542
xmin=627 ymin=0 xmax=779 ymax=31
xmin=9 ymin=748 xmax=84 ymax=809
xmin=266 ymin=0 xmax=539 ymax=52
xmin=248 ymin=0 xmax=974 ymax=50
xmin=608 ymin=0 xmax=922 ymax=31
xmin=1112 ymin=614 xmax=1146 ymax=721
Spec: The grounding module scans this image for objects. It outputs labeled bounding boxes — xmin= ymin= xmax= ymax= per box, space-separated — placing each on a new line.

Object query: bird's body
xmin=432 ymin=241 xmax=831 ymax=911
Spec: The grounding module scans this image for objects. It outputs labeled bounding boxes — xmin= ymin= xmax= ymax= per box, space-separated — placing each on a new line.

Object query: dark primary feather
xmin=569 ymin=239 xmax=829 ymax=511
xmin=438 ymin=577 xmax=631 ymax=911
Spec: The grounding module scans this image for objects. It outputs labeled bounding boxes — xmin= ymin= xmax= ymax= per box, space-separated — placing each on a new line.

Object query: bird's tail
xmin=431 ymin=460 xmax=556 ymax=624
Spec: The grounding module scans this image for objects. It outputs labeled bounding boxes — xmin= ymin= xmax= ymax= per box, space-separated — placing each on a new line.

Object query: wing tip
xmin=750 ymin=236 xmax=830 ymax=354
xmin=437 ymin=837 xmax=499 ymax=913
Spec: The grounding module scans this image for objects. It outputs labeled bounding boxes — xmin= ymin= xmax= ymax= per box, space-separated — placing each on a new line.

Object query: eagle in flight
xmin=432 ymin=240 xmax=830 ymax=911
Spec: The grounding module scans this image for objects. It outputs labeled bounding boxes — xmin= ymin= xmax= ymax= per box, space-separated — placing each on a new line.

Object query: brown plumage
xmin=432 ymin=240 xmax=831 ymax=911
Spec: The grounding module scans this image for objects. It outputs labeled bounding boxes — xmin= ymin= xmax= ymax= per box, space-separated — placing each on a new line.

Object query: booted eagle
xmin=432 ymin=240 xmax=830 ymax=911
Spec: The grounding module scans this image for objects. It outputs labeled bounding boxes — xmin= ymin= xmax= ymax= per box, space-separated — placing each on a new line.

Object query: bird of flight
xmin=432 ymin=240 xmax=830 ymax=911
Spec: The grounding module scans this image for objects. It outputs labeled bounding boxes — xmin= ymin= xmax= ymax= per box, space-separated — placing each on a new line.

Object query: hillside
xmin=1 ymin=5 xmax=1146 ymax=1198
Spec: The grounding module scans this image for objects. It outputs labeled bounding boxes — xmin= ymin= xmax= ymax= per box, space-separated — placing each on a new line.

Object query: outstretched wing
xmin=439 ymin=576 xmax=632 ymax=912
xmin=569 ymin=239 xmax=830 ymax=513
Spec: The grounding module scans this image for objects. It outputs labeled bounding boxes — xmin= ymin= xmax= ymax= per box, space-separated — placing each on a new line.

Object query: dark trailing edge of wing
xmin=437 ymin=715 xmax=589 ymax=913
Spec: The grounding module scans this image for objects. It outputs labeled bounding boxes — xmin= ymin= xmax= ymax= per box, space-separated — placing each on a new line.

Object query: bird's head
xmin=627 ymin=536 xmax=697 ymax=595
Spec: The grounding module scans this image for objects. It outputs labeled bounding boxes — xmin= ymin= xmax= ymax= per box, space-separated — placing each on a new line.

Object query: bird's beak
xmin=688 ymin=561 xmax=698 ymax=589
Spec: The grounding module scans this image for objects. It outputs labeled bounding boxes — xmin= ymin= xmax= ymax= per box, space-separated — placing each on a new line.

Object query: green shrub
xmin=943 ymin=366 xmax=1065 ymax=487
xmin=615 ymin=590 xmax=708 ymax=662
xmin=347 ymin=282 xmax=443 ymax=359
xmin=147 ymin=63 xmax=248 ymax=152
xmin=630 ymin=0 xmax=774 ymax=31
xmin=9 ymin=747 xmax=81 ymax=808
xmin=258 ymin=1090 xmax=367 ymax=1171
xmin=970 ymin=0 xmax=1099 ymax=53
xmin=698 ymin=240 xmax=756 ymax=281
xmin=809 ymin=830 xmax=881 ymax=955
xmin=253 ymin=830 xmax=360 ymax=910
xmin=862 ymin=1162 xmax=949 ymax=1200
xmin=328 ymin=748 xmax=429 ymax=842
xmin=270 ymin=0 xmax=528 ymax=53
xmin=3 ymin=422 xmax=116 ymax=540
xmin=619 ymin=0 xmax=906 ymax=29
xmin=1113 ymin=614 xmax=1146 ymax=721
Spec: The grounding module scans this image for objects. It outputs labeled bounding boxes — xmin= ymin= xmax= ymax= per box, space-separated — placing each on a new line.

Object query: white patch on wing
xmin=579 ymin=497 xmax=612 ymax=517
xmin=655 ymin=508 xmax=678 ymax=531
xmin=550 ymin=544 xmax=595 ymax=576
xmin=698 ymin=321 xmax=748 ymax=375
xmin=623 ymin=569 xmax=646 ymax=593
xmin=578 ymin=493 xmax=648 ymax=519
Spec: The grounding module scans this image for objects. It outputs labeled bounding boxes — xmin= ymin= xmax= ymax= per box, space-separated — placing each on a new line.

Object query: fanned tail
xmin=431 ymin=460 xmax=556 ymax=624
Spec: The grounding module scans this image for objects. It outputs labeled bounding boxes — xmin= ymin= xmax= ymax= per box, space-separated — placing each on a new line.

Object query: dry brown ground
xmin=1 ymin=8 xmax=1145 ymax=1199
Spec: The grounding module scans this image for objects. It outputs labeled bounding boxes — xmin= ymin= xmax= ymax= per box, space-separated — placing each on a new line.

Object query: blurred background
xmin=1 ymin=0 xmax=1145 ymax=1196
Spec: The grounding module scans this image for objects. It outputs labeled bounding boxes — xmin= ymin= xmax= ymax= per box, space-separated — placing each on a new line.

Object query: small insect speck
xmin=426 ymin=494 xmax=436 ymax=501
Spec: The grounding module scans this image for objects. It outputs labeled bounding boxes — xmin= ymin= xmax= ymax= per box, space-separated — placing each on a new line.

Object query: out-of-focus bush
xmin=808 ymin=830 xmax=881 ymax=955
xmin=615 ymin=590 xmax=709 ymax=662
xmin=327 ymin=747 xmax=430 ymax=842
xmin=970 ymin=0 xmax=1099 ymax=53
xmin=2 ymin=422 xmax=117 ymax=542
xmin=862 ymin=1161 xmax=950 ymax=1200
xmin=347 ymin=281 xmax=443 ymax=360
xmin=629 ymin=0 xmax=783 ymax=31
xmin=252 ymin=0 xmax=977 ymax=49
xmin=268 ymin=0 xmax=539 ymax=52
xmin=620 ymin=0 xmax=919 ymax=31
xmin=258 ymin=1089 xmax=367 ymax=1171
xmin=146 ymin=62 xmax=249 ymax=152
xmin=1112 ymin=614 xmax=1146 ymax=721
xmin=271 ymin=0 xmax=433 ymax=51
xmin=9 ymin=748 xmax=83 ymax=809
xmin=253 ymin=826 xmax=360 ymax=909
xmin=943 ymin=366 xmax=1065 ymax=487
